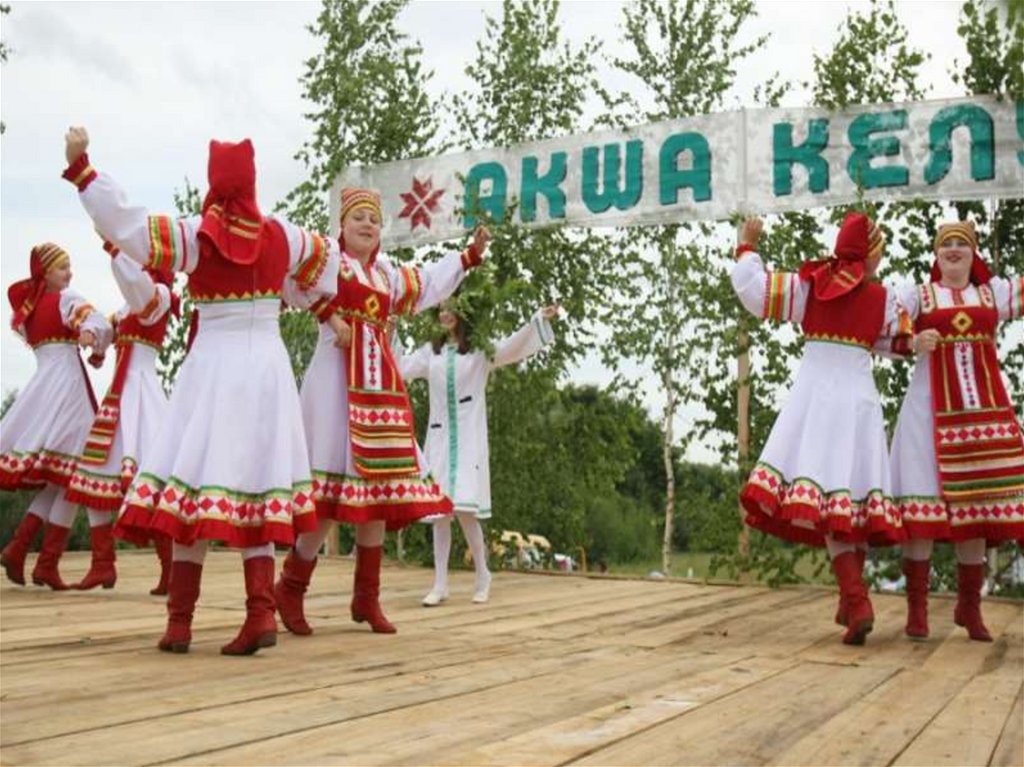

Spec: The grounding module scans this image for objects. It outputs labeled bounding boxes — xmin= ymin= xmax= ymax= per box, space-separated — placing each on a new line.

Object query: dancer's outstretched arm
xmin=63 ymin=127 xmax=201 ymax=274
xmin=730 ymin=217 xmax=809 ymax=324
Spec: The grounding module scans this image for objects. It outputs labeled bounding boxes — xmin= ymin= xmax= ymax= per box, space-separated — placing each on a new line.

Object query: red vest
xmin=801 ymin=280 xmax=887 ymax=348
xmin=187 ymin=219 xmax=290 ymax=302
xmin=22 ymin=292 xmax=77 ymax=348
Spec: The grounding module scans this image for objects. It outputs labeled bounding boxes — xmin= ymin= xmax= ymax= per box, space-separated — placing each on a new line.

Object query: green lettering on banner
xmin=773 ymin=119 xmax=829 ymax=196
xmin=924 ymin=104 xmax=995 ymax=184
xmin=847 ymin=110 xmax=909 ymax=188
xmin=582 ymin=140 xmax=644 ymax=214
xmin=463 ymin=162 xmax=508 ymax=228
xmin=658 ymin=133 xmax=711 ymax=205
xmin=520 ymin=152 xmax=568 ymax=222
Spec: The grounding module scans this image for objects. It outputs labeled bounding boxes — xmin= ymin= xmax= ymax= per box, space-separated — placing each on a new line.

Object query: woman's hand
xmin=737 ymin=217 xmax=763 ymax=256
xmin=65 ymin=126 xmax=90 ymax=166
xmin=328 ymin=313 xmax=352 ymax=349
xmin=912 ymin=329 xmax=941 ymax=353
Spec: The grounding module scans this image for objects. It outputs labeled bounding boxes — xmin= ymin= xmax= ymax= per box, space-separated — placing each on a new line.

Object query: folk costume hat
xmin=798 ymin=212 xmax=884 ymax=302
xmin=197 ymin=139 xmax=264 ymax=266
xmin=8 ymin=243 xmax=71 ymax=331
xmin=338 ymin=187 xmax=383 ymax=262
xmin=929 ymin=220 xmax=991 ymax=285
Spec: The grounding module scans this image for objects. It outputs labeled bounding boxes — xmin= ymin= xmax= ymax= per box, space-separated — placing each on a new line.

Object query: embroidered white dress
xmin=0 ymin=290 xmax=112 ymax=490
xmin=297 ymin=250 xmax=468 ymax=529
xmin=73 ymin=169 xmax=338 ymax=547
xmin=890 ymin=277 xmax=1024 ymax=541
xmin=398 ymin=313 xmax=555 ymax=519
xmin=732 ymin=251 xmax=906 ymax=546
xmin=66 ymin=254 xmax=173 ymax=512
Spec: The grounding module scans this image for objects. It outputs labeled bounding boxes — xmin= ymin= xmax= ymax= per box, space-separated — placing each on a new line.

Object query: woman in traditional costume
xmin=732 ymin=213 xmax=908 ymax=645
xmin=891 ymin=220 xmax=1023 ymax=642
xmin=62 ymin=126 xmax=339 ymax=655
xmin=1 ymin=243 xmax=112 ymax=589
xmin=273 ymin=188 xmax=488 ymax=636
xmin=399 ymin=299 xmax=557 ymax=606
xmin=65 ymin=241 xmax=177 ymax=593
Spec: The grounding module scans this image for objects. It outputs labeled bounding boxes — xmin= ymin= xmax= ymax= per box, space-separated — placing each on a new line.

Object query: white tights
xmin=431 ymin=513 xmax=490 ymax=593
xmin=171 ymin=541 xmax=273 ymax=564
xmin=902 ymin=538 xmax=986 ymax=565
xmin=30 ymin=484 xmax=79 ymax=528
xmin=293 ymin=520 xmax=387 ymax=561
xmin=824 ymin=536 xmax=867 ymax=559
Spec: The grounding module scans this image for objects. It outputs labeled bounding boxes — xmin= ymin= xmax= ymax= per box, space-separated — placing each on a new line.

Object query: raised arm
xmin=107 ymin=243 xmax=172 ymax=326
xmin=63 ymin=127 xmax=200 ymax=274
xmin=396 ymin=343 xmax=432 ymax=382
xmin=490 ymin=307 xmax=557 ymax=370
xmin=991 ymin=274 xmax=1024 ymax=322
xmin=390 ymin=226 xmax=490 ymax=317
xmin=730 ymin=217 xmax=809 ymax=324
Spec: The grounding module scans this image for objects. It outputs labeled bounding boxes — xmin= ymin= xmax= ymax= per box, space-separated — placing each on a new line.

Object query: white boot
xmin=422 ymin=587 xmax=449 ymax=607
xmin=472 ymin=571 xmax=492 ymax=604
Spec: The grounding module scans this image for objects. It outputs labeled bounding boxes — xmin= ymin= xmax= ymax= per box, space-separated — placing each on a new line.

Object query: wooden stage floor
xmin=1 ymin=550 xmax=1021 ymax=766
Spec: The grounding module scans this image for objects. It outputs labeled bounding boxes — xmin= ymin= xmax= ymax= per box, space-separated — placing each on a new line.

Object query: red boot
xmin=221 ymin=556 xmax=278 ymax=656
xmin=31 ymin=523 xmax=71 ymax=590
xmin=351 ymin=545 xmax=396 ymax=634
xmin=158 ymin=561 xmax=203 ymax=653
xmin=75 ymin=523 xmax=118 ymax=590
xmin=831 ymin=551 xmax=874 ymax=645
xmin=1 ymin=513 xmax=44 ymax=585
xmin=150 ymin=535 xmax=173 ymax=596
xmin=834 ymin=548 xmax=867 ymax=626
xmin=903 ymin=558 xmax=930 ymax=639
xmin=274 ymin=551 xmax=317 ymax=636
xmin=954 ymin=563 xmax=992 ymax=642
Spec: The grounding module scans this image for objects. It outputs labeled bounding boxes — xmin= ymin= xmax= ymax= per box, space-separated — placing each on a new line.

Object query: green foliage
xmin=601 ymin=0 xmax=766 ymax=573
xmin=282 ymin=0 xmax=442 ymax=233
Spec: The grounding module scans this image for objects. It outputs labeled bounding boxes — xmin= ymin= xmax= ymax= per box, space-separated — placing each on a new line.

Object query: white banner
xmin=333 ymin=96 xmax=1024 ymax=247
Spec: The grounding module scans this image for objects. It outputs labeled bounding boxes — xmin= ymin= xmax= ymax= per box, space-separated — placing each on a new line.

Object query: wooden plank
xmin=440 ymin=654 xmax=798 ymax=766
xmin=988 ymin=683 xmax=1024 ymax=767
xmin=4 ymin=643 xmax=700 ymax=766
xmin=892 ymin=619 xmax=1024 ymax=767
xmin=567 ymin=661 xmax=898 ymax=766
xmin=165 ymin=648 xmax=772 ymax=766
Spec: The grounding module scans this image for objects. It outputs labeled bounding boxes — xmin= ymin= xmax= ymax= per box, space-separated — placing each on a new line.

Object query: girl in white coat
xmin=399 ymin=302 xmax=557 ymax=605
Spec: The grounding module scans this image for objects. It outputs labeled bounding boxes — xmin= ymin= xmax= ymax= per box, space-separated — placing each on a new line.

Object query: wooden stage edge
xmin=1 ymin=549 xmax=1021 ymax=767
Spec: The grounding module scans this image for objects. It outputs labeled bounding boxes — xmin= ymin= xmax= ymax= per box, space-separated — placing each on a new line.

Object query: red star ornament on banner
xmin=398 ymin=176 xmax=445 ymax=231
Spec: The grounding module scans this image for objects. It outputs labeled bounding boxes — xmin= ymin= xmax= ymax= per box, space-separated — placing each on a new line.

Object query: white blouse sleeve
xmin=386 ymin=250 xmax=468 ymax=318
xmin=111 ymin=252 xmax=171 ymax=326
xmin=274 ymin=216 xmax=340 ymax=304
xmin=990 ymin=275 xmax=1024 ymax=321
xmin=489 ymin=313 xmax=556 ymax=371
xmin=397 ymin=344 xmax=433 ymax=381
xmin=729 ymin=251 xmax=808 ymax=323
xmin=73 ymin=170 xmax=201 ymax=274
xmin=59 ymin=288 xmax=113 ymax=353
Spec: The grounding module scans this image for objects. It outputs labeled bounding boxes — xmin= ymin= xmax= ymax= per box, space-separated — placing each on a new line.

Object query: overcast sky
xmin=1 ymin=0 xmax=972 ymax=460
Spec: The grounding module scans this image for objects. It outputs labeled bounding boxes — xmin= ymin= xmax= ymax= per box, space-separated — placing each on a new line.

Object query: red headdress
xmin=798 ymin=212 xmax=884 ymax=302
xmin=197 ymin=139 xmax=264 ymax=266
xmin=8 ymin=243 xmax=71 ymax=331
xmin=929 ymin=220 xmax=991 ymax=285
xmin=338 ymin=186 xmax=383 ymax=262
